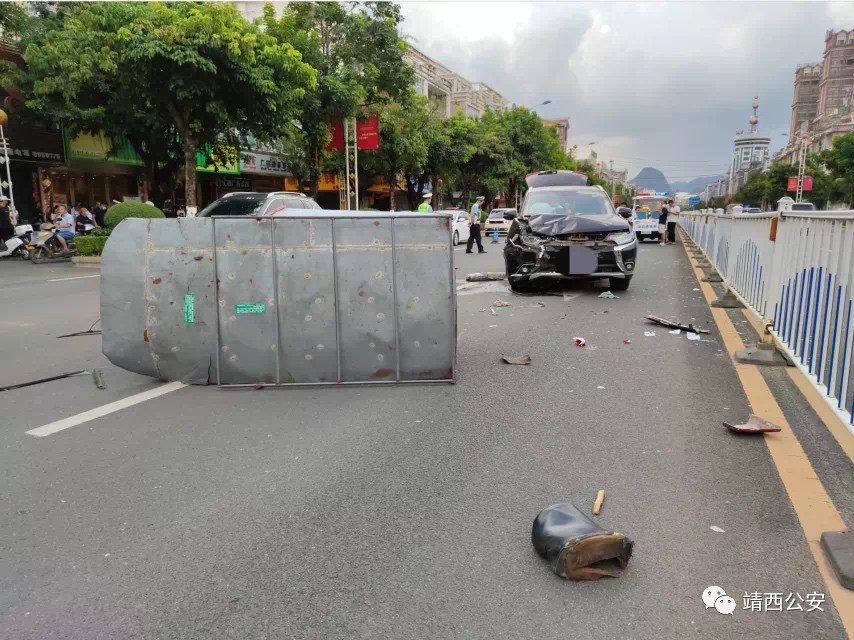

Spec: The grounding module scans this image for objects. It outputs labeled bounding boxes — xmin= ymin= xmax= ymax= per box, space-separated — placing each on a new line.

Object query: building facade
xmin=540 ymin=117 xmax=570 ymax=154
xmin=790 ymin=63 xmax=822 ymax=139
xmin=779 ymin=29 xmax=854 ymax=165
xmin=405 ymin=45 xmax=506 ymax=119
xmin=727 ymin=99 xmax=770 ymax=195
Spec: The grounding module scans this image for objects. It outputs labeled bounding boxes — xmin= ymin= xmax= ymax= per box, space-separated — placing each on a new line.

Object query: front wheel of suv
xmin=609 ymin=276 xmax=632 ymax=291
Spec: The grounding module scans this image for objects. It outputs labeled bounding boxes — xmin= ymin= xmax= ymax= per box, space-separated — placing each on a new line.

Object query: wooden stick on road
xmin=593 ymin=490 xmax=605 ymax=516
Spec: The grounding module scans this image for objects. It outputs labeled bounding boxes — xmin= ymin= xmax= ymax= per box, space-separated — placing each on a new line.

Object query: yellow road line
xmin=684 ymin=241 xmax=854 ymax=634
xmin=739 ymin=309 xmax=854 ymax=465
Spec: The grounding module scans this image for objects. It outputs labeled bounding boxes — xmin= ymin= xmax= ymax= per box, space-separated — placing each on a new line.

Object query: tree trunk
xmin=387 ymin=168 xmax=397 ymax=211
xmin=310 ymin=141 xmax=320 ymax=200
xmin=183 ymin=141 xmax=197 ymax=211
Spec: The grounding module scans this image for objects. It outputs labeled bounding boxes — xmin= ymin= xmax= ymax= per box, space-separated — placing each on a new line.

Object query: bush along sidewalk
xmin=75 ymin=235 xmax=109 ymax=256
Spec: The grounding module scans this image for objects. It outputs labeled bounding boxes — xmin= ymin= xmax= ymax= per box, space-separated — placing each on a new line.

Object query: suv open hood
xmin=526 ymin=213 xmax=629 ymax=236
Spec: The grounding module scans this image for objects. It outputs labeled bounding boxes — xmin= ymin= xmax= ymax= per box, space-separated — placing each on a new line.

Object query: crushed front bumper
xmin=505 ymin=238 xmax=638 ymax=283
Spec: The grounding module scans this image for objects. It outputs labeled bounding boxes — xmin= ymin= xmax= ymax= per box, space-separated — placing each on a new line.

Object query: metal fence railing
xmin=681 ymin=205 xmax=854 ymax=432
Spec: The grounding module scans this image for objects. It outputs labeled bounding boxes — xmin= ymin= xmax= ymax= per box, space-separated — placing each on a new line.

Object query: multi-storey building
xmin=540 ymin=118 xmax=570 ymax=154
xmin=789 ymin=63 xmax=821 ymax=139
xmin=405 ymin=45 xmax=505 ymax=119
xmin=779 ymin=29 xmax=854 ymax=164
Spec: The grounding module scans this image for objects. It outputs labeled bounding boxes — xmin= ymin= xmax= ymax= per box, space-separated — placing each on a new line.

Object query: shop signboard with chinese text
xmin=66 ymin=131 xmax=142 ymax=166
xmin=240 ymin=152 xmax=289 ymax=176
xmin=5 ymin=120 xmax=65 ymax=164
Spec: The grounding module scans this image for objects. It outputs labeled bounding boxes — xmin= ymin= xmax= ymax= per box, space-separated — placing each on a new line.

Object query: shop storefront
xmin=196 ymin=146 xmax=241 ymax=207
xmin=284 ymin=173 xmax=341 ymax=209
xmin=3 ymin=119 xmax=66 ymax=223
xmin=62 ymin=131 xmax=144 ymax=213
xmin=239 ymin=150 xmax=287 ymax=193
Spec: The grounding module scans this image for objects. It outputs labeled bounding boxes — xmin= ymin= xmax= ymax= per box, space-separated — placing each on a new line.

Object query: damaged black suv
xmin=503 ymin=171 xmax=638 ymax=292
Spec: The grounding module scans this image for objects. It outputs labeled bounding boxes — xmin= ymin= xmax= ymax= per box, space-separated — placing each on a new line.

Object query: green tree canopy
xmin=821 ymin=133 xmax=854 ymax=208
xmin=264 ymin=1 xmax=414 ymax=199
xmin=9 ymin=2 xmax=316 ymax=208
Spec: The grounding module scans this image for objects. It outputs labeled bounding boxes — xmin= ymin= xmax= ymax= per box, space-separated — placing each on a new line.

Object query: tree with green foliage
xmin=9 ymin=2 xmax=316 ymax=209
xmin=821 ymin=134 xmax=854 ymax=208
xmin=443 ymin=112 xmax=510 ymax=210
xmin=264 ymin=1 xmax=414 ymax=200
xmin=104 ymin=201 xmax=165 ymax=228
xmin=490 ymin=107 xmax=573 ymax=207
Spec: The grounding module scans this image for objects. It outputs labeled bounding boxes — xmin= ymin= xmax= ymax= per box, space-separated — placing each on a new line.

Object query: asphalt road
xmin=0 ymin=242 xmax=849 ymax=639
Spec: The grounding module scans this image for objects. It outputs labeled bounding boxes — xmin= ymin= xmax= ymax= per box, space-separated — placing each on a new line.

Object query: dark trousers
xmin=466 ymin=224 xmax=484 ymax=252
xmin=667 ymin=221 xmax=677 ymax=243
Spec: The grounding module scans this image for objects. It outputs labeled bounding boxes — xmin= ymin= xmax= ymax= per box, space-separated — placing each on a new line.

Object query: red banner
xmin=325 ymin=120 xmax=345 ymax=152
xmin=802 ymin=175 xmax=813 ymax=191
xmin=787 ymin=177 xmax=798 ymax=192
xmin=357 ymin=115 xmax=379 ymax=150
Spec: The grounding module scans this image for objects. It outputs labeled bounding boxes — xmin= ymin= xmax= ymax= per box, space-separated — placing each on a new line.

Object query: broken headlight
xmin=605 ymin=231 xmax=635 ymax=246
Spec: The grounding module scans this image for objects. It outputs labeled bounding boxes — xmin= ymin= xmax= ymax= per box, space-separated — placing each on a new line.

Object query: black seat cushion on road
xmin=532 ymin=502 xmax=634 ymax=580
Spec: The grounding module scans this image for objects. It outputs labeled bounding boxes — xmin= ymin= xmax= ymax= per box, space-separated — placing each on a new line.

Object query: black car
xmin=503 ymin=171 xmax=638 ymax=292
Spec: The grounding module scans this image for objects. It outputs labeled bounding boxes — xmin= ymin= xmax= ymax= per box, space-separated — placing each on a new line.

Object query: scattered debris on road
xmin=645 ymin=315 xmax=710 ymax=334
xmin=57 ymin=318 xmax=101 ymax=339
xmin=597 ymin=386 xmax=606 ymax=389
xmin=494 ymin=299 xmax=512 ymax=307
xmin=465 ymin=272 xmax=506 ymax=282
xmin=532 ymin=502 xmax=634 ymax=580
xmin=623 ymin=339 xmax=631 ymax=344
xmin=599 ymin=291 xmax=618 ymax=299
xmin=574 ymin=337 xmax=586 ymax=347
xmin=92 ymin=369 xmax=106 ymax=390
xmin=479 ymin=308 xmax=486 ymax=312
xmin=669 ymin=329 xmax=681 ymax=335
xmin=593 ymin=490 xmax=606 ymax=515
xmin=501 ymin=354 xmax=532 ymax=365
xmin=530 ymin=302 xmax=546 ymax=308
xmin=687 ymin=332 xmax=701 ymax=341
xmin=0 ymin=370 xmax=87 ymax=392
xmin=710 ymin=525 xmax=726 ymax=533
xmin=490 ymin=308 xmax=497 ymax=316
xmin=722 ymin=415 xmax=782 ymax=433
xmin=644 ymin=331 xmax=656 ymax=337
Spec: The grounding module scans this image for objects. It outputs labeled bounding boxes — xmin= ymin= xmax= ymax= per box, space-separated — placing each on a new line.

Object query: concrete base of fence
xmin=701 ymin=272 xmax=723 ymax=283
xmin=695 ymin=261 xmax=712 ymax=269
xmin=734 ymin=344 xmax=789 ymax=367
xmin=71 ymin=256 xmax=102 ymax=267
xmin=711 ymin=290 xmax=745 ymax=308
xmin=820 ymin=531 xmax=854 ymax=590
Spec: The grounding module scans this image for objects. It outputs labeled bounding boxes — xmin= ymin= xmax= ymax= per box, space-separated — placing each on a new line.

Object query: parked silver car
xmin=198 ymin=192 xmax=321 ymax=217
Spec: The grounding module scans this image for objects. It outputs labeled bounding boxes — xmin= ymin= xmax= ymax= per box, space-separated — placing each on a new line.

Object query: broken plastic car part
xmin=532 ymin=502 xmax=634 ymax=580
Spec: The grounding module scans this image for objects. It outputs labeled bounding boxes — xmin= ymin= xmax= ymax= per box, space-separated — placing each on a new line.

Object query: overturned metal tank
xmin=101 ymin=213 xmax=457 ymax=386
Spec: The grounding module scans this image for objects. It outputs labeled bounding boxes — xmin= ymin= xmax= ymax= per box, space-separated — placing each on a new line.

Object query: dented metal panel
xmin=101 ymin=213 xmax=456 ymax=386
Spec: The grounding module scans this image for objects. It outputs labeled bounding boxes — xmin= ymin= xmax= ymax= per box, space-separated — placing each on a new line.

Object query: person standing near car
xmin=93 ymin=201 xmax=107 ymax=228
xmin=658 ymin=200 xmax=669 ymax=245
xmin=466 ymin=195 xmax=486 ymax=254
xmin=667 ymin=199 xmax=680 ymax=244
xmin=417 ymin=192 xmax=433 ymax=213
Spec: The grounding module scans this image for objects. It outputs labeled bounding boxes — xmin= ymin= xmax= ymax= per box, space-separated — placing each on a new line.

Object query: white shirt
xmin=57 ymin=212 xmax=75 ymax=234
xmin=669 ymin=204 xmax=681 ymax=218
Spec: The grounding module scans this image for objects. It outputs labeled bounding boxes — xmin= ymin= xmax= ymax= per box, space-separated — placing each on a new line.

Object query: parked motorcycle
xmin=0 ymin=224 xmax=35 ymax=260
xmin=27 ymin=224 xmax=76 ymax=263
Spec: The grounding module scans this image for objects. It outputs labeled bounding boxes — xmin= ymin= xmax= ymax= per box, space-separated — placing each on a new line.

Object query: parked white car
xmin=439 ymin=209 xmax=471 ymax=246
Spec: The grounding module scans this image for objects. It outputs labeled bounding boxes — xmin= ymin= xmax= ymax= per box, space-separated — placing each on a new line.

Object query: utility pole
xmin=796 ymin=134 xmax=808 ymax=203
xmin=344 ymin=119 xmax=351 ymax=210
xmin=610 ymin=160 xmax=616 ymax=201
xmin=0 ymin=121 xmax=14 ymax=210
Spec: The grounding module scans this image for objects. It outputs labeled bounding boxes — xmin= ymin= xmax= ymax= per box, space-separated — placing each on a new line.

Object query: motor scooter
xmin=27 ymin=224 xmax=76 ymax=263
xmin=0 ymin=223 xmax=35 ymax=259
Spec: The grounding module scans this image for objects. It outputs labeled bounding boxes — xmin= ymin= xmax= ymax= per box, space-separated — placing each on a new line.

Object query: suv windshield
xmin=198 ymin=195 xmax=266 ymax=217
xmin=524 ymin=190 xmax=615 ymax=217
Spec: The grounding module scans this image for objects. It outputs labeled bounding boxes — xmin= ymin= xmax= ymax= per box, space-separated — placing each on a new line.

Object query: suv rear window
xmin=198 ymin=195 xmax=266 ymax=217
xmin=524 ymin=190 xmax=614 ymax=217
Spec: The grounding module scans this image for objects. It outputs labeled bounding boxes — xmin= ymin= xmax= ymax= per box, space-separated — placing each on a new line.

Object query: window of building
xmin=466 ymin=105 xmax=479 ymax=118
xmin=414 ymin=78 xmax=425 ymax=94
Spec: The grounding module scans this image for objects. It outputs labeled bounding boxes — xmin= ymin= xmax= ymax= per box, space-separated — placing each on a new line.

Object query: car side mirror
xmin=503 ymin=211 xmax=517 ymax=220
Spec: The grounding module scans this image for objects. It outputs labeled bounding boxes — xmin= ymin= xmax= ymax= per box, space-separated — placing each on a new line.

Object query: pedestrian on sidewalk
xmin=0 ymin=195 xmax=15 ymax=244
xmin=466 ymin=195 xmax=487 ymax=254
xmin=417 ymin=192 xmax=433 ymax=213
xmin=667 ymin=199 xmax=680 ymax=244
xmin=658 ymin=200 xmax=669 ymax=245
xmin=93 ymin=201 xmax=107 ymax=228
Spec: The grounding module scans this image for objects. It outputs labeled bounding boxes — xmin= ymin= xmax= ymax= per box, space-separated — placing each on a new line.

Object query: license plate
xmin=564 ymin=247 xmax=597 ymax=275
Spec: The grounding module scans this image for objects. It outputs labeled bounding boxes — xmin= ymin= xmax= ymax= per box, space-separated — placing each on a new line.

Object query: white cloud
xmin=400 ymin=2 xmax=853 ymax=183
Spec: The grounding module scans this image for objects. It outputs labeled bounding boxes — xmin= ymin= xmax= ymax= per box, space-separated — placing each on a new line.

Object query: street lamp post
xmin=526 ymin=100 xmax=552 ymax=111
xmin=570 ymin=141 xmax=595 ymax=161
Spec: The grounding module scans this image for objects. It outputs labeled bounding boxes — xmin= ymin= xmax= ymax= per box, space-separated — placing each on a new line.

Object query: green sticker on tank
xmin=184 ymin=293 xmax=195 ymax=324
xmin=235 ymin=304 xmax=267 ymax=314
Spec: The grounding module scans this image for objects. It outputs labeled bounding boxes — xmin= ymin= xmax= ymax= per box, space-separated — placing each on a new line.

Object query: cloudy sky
xmin=398 ymin=1 xmax=854 ymax=184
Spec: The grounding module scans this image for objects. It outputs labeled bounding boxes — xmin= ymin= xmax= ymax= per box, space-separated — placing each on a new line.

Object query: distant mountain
xmin=630 ymin=167 xmax=671 ymax=193
xmin=670 ymin=175 xmax=726 ymax=194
